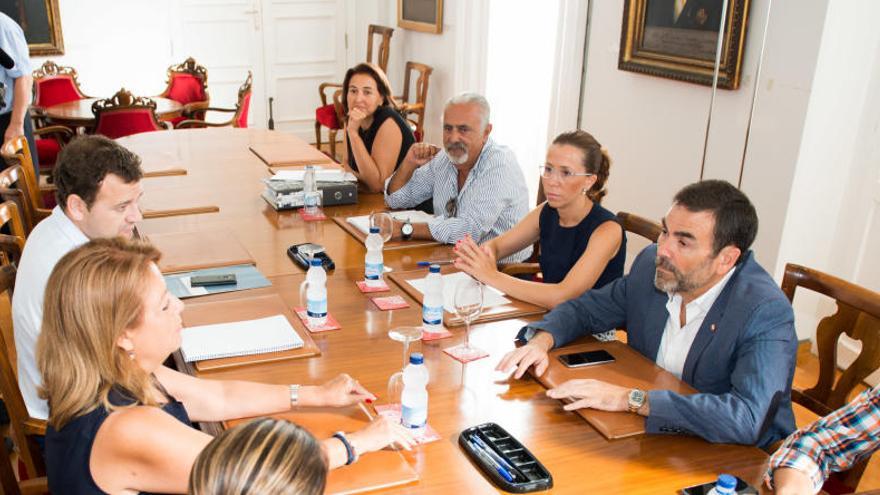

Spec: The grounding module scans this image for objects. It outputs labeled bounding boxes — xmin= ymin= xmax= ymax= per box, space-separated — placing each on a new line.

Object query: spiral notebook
xmin=180 ymin=314 xmax=304 ymax=362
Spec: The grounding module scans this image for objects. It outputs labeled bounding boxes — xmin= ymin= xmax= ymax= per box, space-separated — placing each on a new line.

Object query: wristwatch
xmin=627 ymin=388 xmax=646 ymax=413
xmin=289 ymin=384 xmax=300 ymax=407
xmin=401 ymin=219 xmax=414 ymax=240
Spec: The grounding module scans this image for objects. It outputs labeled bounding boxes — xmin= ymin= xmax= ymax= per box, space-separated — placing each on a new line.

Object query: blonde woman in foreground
xmin=189 ymin=417 xmax=326 ymax=495
xmin=38 ymin=238 xmax=415 ymax=494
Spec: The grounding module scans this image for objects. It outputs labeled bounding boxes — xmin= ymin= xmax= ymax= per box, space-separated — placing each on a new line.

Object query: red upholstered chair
xmin=92 ymin=88 xmax=170 ymax=140
xmin=176 ymin=72 xmax=252 ymax=129
xmin=314 ymin=24 xmax=393 ymax=159
xmin=30 ymin=61 xmax=85 ymax=177
xmin=158 ymin=57 xmax=209 ymax=128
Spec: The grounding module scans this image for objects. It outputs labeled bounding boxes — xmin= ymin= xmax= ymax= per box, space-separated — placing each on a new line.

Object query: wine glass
xmin=386 ymin=326 xmax=423 ymax=405
xmin=450 ymin=277 xmax=485 ymax=360
xmin=370 ymin=211 xmax=394 ymax=243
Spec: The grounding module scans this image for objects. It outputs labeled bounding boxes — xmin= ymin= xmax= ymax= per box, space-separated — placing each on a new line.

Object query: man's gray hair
xmin=445 ymin=92 xmax=491 ymax=131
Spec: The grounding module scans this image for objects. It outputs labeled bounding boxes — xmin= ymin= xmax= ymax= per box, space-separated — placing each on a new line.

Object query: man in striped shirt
xmin=765 ymin=386 xmax=880 ymax=494
xmin=385 ymin=93 xmax=531 ymax=262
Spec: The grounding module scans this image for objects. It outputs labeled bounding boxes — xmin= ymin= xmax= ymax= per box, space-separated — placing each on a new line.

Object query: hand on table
xmin=546 ymin=379 xmax=630 ymax=412
xmin=314 ymin=373 xmax=376 ymax=407
xmin=349 ymin=415 xmax=418 ymax=454
xmin=761 ymin=468 xmax=814 ymax=495
xmin=496 ymin=333 xmax=553 ymax=379
xmin=453 ymin=235 xmax=497 ymax=284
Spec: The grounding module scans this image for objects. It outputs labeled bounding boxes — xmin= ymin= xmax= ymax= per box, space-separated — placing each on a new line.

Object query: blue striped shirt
xmin=0 ymin=13 xmax=31 ymax=113
xmin=385 ymin=138 xmax=532 ymax=262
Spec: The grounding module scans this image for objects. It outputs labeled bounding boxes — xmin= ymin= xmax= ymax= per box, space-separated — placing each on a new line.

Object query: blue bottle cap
xmin=369 ymin=226 xmax=380 ymax=234
xmin=716 ymin=474 xmax=736 ymax=490
xmin=310 ymin=258 xmax=322 ymax=266
xmin=409 ymin=352 xmax=424 ymax=365
xmin=429 ymin=264 xmax=440 ymax=273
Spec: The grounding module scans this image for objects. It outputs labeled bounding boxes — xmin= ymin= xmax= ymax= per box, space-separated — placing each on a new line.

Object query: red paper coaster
xmin=371 ymin=295 xmax=410 ymax=310
xmin=299 ymin=208 xmax=327 ymax=221
xmin=294 ymin=307 xmax=341 ymax=332
xmin=443 ymin=344 xmax=489 ymax=363
xmin=356 ymin=280 xmax=390 ymax=293
xmin=421 ymin=327 xmax=453 ymax=341
xmin=373 ymin=404 xmax=441 ymax=444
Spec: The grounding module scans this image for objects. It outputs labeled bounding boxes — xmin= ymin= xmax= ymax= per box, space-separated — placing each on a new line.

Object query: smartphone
xmin=190 ymin=273 xmax=237 ymax=287
xmin=287 ymin=243 xmax=335 ymax=271
xmin=557 ymin=350 xmax=615 ymax=368
xmin=680 ymin=476 xmax=758 ymax=494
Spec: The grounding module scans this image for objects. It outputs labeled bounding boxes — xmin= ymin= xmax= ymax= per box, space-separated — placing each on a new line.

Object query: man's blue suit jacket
xmin=523 ymin=244 xmax=797 ymax=448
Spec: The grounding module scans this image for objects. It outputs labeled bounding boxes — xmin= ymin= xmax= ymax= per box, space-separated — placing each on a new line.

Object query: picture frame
xmin=397 ymin=0 xmax=443 ymax=34
xmin=618 ymin=0 xmax=750 ymax=89
xmin=0 ymin=0 xmax=65 ymax=56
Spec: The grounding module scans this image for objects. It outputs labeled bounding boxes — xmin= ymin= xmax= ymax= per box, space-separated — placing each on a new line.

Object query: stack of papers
xmin=407 ymin=272 xmax=510 ymax=313
xmin=347 ymin=210 xmax=435 ymax=235
xmin=268 ymin=168 xmax=356 ymax=183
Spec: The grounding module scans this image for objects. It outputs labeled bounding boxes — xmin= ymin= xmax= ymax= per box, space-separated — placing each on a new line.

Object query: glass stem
xmin=464 ymin=320 xmax=471 ymax=349
xmin=401 ymin=340 xmax=409 ymax=370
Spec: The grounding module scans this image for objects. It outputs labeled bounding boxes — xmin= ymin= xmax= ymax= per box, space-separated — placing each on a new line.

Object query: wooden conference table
xmin=122 ymin=128 xmax=769 ymax=494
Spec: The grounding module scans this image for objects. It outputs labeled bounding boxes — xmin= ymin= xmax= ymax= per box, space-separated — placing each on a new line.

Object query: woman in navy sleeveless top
xmin=341 ymin=63 xmax=416 ymax=193
xmin=454 ymin=130 xmax=626 ymax=340
xmin=39 ymin=239 xmax=416 ymax=494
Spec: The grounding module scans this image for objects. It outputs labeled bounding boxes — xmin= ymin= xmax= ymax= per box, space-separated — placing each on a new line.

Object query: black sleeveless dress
xmin=45 ymin=388 xmax=192 ymax=495
xmin=346 ymin=105 xmax=415 ymax=174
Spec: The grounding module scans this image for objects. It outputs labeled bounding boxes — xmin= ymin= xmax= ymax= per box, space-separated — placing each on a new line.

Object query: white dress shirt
xmin=12 ymin=206 xmax=89 ymax=419
xmin=384 ymin=138 xmax=532 ymax=262
xmin=655 ymin=267 xmax=736 ymax=379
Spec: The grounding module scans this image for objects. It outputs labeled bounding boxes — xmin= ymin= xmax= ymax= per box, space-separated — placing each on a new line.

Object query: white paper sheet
xmin=181 ymin=314 xmax=303 ymax=362
xmin=406 ymin=272 xmax=510 ymax=313
xmin=346 ymin=210 xmax=435 ymax=235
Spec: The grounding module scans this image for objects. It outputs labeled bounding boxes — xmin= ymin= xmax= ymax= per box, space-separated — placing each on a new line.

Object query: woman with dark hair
xmin=341 ymin=63 xmax=415 ymax=193
xmin=454 ymin=130 xmax=626 ymax=339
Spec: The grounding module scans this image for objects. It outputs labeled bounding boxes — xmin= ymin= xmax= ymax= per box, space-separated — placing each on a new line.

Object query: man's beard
xmin=653 ymin=255 xmax=712 ymax=294
xmin=445 ymin=142 xmax=469 ymax=165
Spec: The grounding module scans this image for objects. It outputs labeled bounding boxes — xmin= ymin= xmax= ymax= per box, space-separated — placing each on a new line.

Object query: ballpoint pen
xmin=468 ymin=438 xmax=515 ymax=483
xmin=470 ymin=434 xmax=521 ymax=478
xmin=416 ymin=260 xmax=454 ymax=267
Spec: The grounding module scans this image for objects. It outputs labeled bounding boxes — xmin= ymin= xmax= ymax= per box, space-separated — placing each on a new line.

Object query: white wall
xmin=579 ymin=0 xmax=828 ymax=277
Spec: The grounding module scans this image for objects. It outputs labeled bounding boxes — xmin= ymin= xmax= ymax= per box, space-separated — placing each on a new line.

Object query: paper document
xmin=269 ymin=169 xmax=356 ymax=183
xmin=347 ymin=210 xmax=435 ymax=235
xmin=407 ymin=272 xmax=510 ymax=313
xmin=181 ymin=314 xmax=303 ymax=362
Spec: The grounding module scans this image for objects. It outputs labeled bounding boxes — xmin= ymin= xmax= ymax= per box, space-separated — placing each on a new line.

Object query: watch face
xmin=629 ymin=389 xmax=646 ymax=405
xmin=401 ymin=223 xmax=414 ymax=236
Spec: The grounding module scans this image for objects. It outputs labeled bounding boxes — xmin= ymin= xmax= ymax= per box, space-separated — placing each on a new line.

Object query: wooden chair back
xmin=616 ymin=211 xmax=662 ymax=243
xmin=160 ymin=56 xmax=210 ymax=125
xmin=367 ymin=24 xmax=394 ymax=73
xmin=0 ymin=262 xmax=47 ymax=483
xmin=781 ymin=262 xmax=880 ymax=493
xmin=0 ymin=201 xmax=26 ymax=265
xmin=31 ymin=60 xmax=88 ymax=110
xmin=398 ymin=61 xmax=433 ymax=141
xmin=0 ymin=138 xmax=51 ymax=233
xmin=92 ymin=88 xmax=169 ymax=139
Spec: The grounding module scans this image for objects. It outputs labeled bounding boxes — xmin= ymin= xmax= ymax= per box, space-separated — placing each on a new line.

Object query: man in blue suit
xmin=498 ymin=180 xmax=796 ymax=448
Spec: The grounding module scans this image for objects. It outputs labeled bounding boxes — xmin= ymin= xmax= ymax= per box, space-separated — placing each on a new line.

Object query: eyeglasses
xmin=538 ymin=165 xmax=594 ymax=181
xmin=445 ymin=197 xmax=458 ymax=218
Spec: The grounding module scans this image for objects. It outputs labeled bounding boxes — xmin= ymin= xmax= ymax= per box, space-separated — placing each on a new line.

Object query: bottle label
xmin=422 ymin=306 xmax=442 ymax=326
xmin=365 ymin=262 xmax=383 ymax=280
xmin=401 ymin=404 xmax=427 ymax=428
xmin=307 ymin=298 xmax=327 ymax=318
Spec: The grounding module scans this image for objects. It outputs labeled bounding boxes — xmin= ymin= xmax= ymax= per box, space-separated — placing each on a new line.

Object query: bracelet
xmin=289 ymin=384 xmax=300 ymax=407
xmin=332 ymin=431 xmax=358 ymax=465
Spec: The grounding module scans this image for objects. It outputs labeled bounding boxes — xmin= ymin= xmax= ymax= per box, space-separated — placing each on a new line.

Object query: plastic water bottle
xmin=364 ymin=226 xmax=384 ymax=286
xmin=303 ymin=165 xmax=320 ymax=215
xmin=707 ymin=474 xmax=737 ymax=495
xmin=306 ymin=258 xmax=327 ymax=326
xmin=401 ymin=352 xmax=429 ymax=430
xmin=421 ymin=264 xmax=443 ymax=332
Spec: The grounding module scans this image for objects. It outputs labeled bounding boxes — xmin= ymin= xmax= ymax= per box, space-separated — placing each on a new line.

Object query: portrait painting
xmin=0 ymin=0 xmax=64 ymax=56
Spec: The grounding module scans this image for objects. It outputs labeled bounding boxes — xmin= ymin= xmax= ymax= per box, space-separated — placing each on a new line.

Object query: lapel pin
xmin=710 ymin=324 xmax=717 ymax=333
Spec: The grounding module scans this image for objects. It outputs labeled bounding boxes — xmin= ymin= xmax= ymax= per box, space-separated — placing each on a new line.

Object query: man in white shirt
xmin=384 ymin=93 xmax=531 ymax=262
xmin=498 ymin=180 xmax=797 ymax=448
xmin=13 ymin=135 xmax=144 ymax=420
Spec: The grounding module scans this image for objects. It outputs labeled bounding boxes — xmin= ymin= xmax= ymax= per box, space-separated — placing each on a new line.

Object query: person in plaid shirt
xmin=765 ymin=386 xmax=880 ymax=494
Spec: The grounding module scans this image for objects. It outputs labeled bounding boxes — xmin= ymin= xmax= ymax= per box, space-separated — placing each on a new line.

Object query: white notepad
xmin=180 ymin=314 xmax=303 ymax=362
xmin=346 ymin=210 xmax=435 ymax=235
